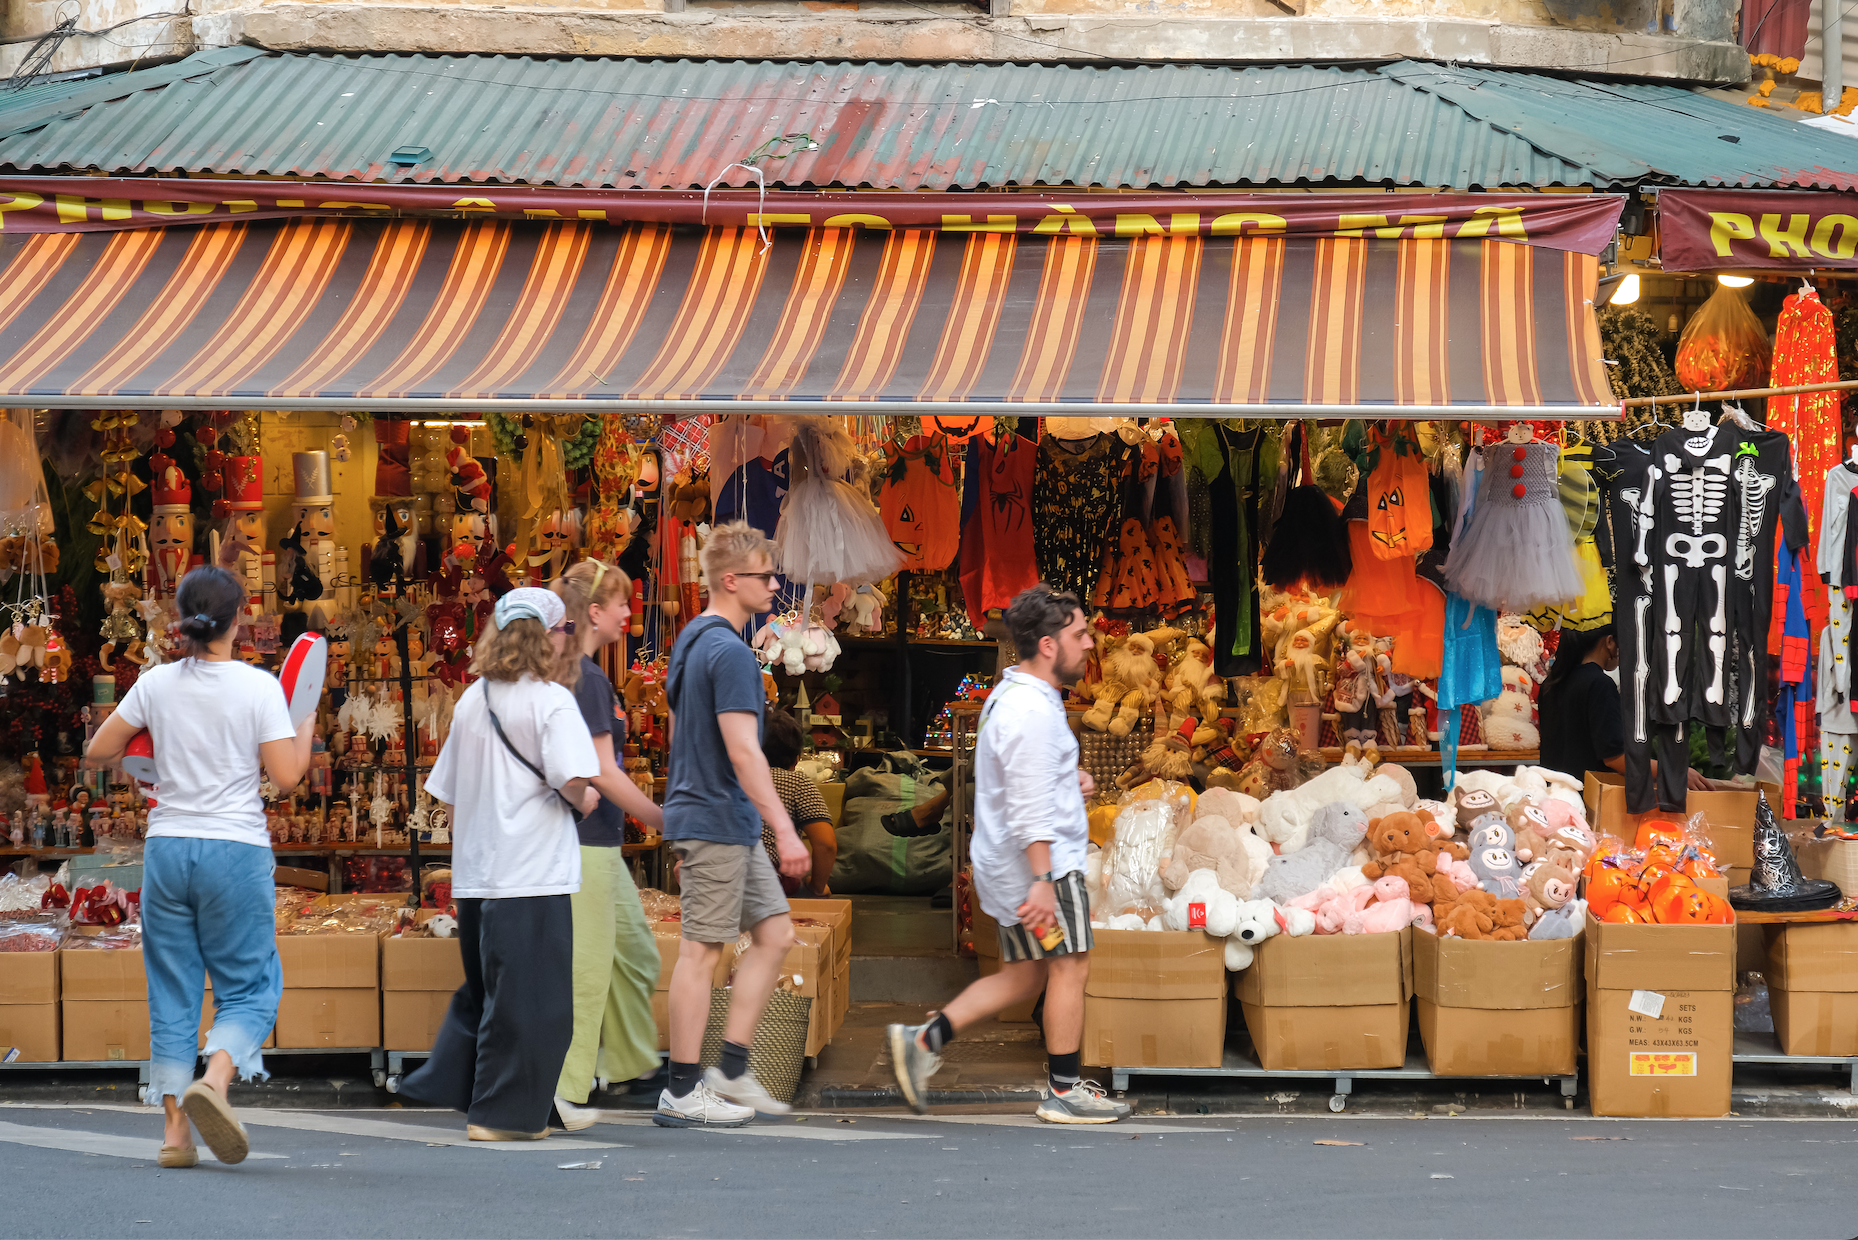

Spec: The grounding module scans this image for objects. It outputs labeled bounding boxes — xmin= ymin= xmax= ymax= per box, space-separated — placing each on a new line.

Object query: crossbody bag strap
xmin=482 ymin=680 xmax=582 ymax=820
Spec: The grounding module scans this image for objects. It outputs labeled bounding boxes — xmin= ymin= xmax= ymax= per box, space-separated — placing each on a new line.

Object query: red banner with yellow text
xmin=1660 ymin=188 xmax=1858 ymax=271
xmin=0 ymin=178 xmax=1625 ymax=253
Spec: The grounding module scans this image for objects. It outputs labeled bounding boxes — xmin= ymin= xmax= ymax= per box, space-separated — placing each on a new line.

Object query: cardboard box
xmin=978 ymin=954 xmax=1043 ymax=1022
xmin=1082 ymin=929 xmax=1228 ymax=1069
xmin=652 ymin=929 xmax=681 ymax=992
xmin=717 ymin=927 xmax=834 ymax=1057
xmin=197 ymin=985 xmax=275 ymax=1051
xmin=0 ymin=952 xmax=59 ymax=1005
xmin=276 ymin=934 xmax=379 ymax=989
xmin=59 ymin=948 xmax=146 ymax=1002
xmin=1584 ymin=910 xmax=1735 ymax=1117
xmin=788 ymin=898 xmax=853 ymax=975
xmin=275 ymin=988 xmax=381 ymax=1049
xmin=831 ymin=959 xmax=849 ymax=1035
xmin=1587 ymin=988 xmax=1733 ymax=1117
xmin=973 ymin=909 xmax=1001 ymax=959
xmin=380 ymin=932 xmax=464 ymax=993
xmin=382 ymin=990 xmax=453 ymax=1052
xmin=0 ymin=1004 xmax=59 ymax=1061
xmin=273 ymin=866 xmax=329 ymax=892
xmin=1236 ymin=929 xmax=1413 ymax=1071
xmin=61 ymin=999 xmax=150 ymax=1061
xmin=1582 ymin=772 xmax=1772 ymax=870
xmin=1084 ymin=996 xmax=1226 ymax=1069
xmin=1762 ymin=922 xmax=1858 ymax=1056
xmin=1413 ymin=931 xmax=1581 ymax=1076
xmin=651 ymin=991 xmax=669 ymax=1051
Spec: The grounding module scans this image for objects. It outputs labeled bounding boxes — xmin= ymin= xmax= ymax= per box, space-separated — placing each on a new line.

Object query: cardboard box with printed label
xmin=1762 ymin=921 xmax=1858 ymax=1056
xmin=1236 ymin=928 xmax=1412 ymax=1071
xmin=62 ymin=999 xmax=150 ymax=1062
xmin=1584 ymin=911 xmax=1734 ymax=1117
xmin=275 ymin=988 xmax=380 ymax=1049
xmin=198 ymin=982 xmax=276 ymax=1051
xmin=1083 ymin=929 xmax=1226 ymax=1069
xmin=1582 ymin=772 xmax=1772 ymax=871
xmin=1413 ymin=930 xmax=1581 ymax=1076
xmin=0 ymin=1003 xmax=59 ymax=1062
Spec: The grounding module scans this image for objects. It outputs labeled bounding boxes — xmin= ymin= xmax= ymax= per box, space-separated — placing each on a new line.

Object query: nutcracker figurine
xmin=289 ymin=450 xmax=340 ymax=619
xmin=216 ymin=454 xmax=267 ymax=617
xmin=147 ymin=466 xmax=194 ymax=601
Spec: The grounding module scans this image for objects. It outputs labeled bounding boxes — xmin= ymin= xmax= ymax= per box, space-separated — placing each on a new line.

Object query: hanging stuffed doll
xmin=880 ymin=434 xmax=961 ymax=572
xmin=773 ymin=421 xmax=902 ymax=586
xmin=1260 ymin=485 xmax=1353 ymax=590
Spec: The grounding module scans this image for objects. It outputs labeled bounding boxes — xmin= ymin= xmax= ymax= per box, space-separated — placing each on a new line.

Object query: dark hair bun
xmin=178 ymin=613 xmax=218 ymax=639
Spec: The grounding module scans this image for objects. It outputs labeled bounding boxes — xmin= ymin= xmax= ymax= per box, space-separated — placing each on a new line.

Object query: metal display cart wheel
xmin=1109 ymin=1046 xmax=1578 ymax=1112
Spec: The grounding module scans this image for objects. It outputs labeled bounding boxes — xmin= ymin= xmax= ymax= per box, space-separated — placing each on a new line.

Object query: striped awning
xmin=0 ymin=218 xmax=1615 ymax=416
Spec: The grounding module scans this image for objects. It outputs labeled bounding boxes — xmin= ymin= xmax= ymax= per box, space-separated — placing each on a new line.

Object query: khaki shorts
xmin=672 ymin=839 xmax=791 ymax=943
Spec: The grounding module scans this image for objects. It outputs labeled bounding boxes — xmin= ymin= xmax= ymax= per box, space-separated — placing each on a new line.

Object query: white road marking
xmin=590 ymin=1114 xmax=932 ymax=1141
xmin=0 ymin=1119 xmax=285 ymax=1163
xmin=889 ymin=1114 xmax=1233 ymax=1132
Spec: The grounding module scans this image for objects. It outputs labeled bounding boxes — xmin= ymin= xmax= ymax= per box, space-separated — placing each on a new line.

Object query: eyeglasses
xmin=550 ymin=621 xmax=577 ymax=635
xmin=731 ymin=571 xmax=779 ymax=584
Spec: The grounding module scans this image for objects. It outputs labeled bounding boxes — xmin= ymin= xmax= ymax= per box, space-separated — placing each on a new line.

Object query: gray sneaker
xmin=1035 ymin=1079 xmax=1131 ymax=1124
xmin=885 ymin=1022 xmax=942 ymax=1115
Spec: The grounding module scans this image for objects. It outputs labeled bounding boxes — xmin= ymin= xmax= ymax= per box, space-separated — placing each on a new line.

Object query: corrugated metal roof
xmin=1383 ymin=62 xmax=1858 ymax=192
xmin=0 ymin=51 xmax=1850 ymax=192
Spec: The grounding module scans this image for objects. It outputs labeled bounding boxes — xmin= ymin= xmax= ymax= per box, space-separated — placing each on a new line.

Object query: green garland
xmin=1596 ymin=306 xmax=1682 ymax=443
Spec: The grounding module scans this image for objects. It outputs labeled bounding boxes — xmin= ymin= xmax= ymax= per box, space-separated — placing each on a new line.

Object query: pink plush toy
xmin=1344 ymin=875 xmax=1432 ymax=935
xmin=1440 ymin=857 xmax=1478 ymax=894
xmin=1291 ymin=884 xmax=1375 ymax=935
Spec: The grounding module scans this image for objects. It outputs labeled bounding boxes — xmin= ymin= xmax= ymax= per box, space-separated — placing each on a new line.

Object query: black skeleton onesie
xmin=1637 ymin=422 xmax=1739 ymax=806
xmin=1595 ymin=441 xmax=1658 ymax=813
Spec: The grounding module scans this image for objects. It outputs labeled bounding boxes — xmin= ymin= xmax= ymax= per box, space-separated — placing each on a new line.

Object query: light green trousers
xmin=556 ymin=845 xmax=663 ymax=1103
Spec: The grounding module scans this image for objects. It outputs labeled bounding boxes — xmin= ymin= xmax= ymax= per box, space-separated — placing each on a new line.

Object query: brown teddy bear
xmin=1506 ymin=798 xmax=1554 ymax=864
xmin=1437 ymin=887 xmax=1498 ymax=939
xmin=1360 ymin=810 xmax=1450 ymax=904
xmin=1487 ymin=896 xmax=1530 ymax=941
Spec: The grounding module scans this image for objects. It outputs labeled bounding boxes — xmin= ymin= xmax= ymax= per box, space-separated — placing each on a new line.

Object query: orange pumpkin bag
xmin=880 ymin=434 xmax=961 ymax=571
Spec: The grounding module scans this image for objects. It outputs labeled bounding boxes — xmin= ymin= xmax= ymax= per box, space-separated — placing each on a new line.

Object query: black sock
xmin=918 ymin=1012 xmax=955 ymax=1053
xmin=668 ymin=1060 xmax=702 ymax=1098
xmin=719 ymin=1040 xmax=751 ymax=1081
xmin=1049 ymin=1050 xmax=1081 ymax=1093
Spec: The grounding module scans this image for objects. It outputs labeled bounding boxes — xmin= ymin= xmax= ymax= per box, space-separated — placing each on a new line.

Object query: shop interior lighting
xmin=421 ymin=420 xmax=487 ymax=427
xmin=1608 ymin=273 xmax=1641 ymax=306
xmin=1718 ymin=274 xmax=1755 ymax=287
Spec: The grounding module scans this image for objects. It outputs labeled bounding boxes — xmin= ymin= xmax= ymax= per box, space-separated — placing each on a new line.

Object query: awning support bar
xmin=1621 ymin=379 xmax=1858 ymax=407
xmin=8 ymin=397 xmax=1621 ymax=420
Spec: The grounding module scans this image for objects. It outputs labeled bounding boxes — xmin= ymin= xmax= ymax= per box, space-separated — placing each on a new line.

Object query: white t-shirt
xmin=425 ymin=675 xmax=599 ymax=899
xmin=114 ymin=658 xmax=298 ymax=850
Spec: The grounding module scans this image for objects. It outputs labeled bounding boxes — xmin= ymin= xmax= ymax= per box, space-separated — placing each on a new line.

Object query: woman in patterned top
xmin=759 ymin=709 xmax=836 ymax=896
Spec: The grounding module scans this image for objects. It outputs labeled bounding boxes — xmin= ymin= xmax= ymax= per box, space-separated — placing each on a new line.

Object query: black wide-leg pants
xmin=400 ymin=895 xmax=573 ymax=1133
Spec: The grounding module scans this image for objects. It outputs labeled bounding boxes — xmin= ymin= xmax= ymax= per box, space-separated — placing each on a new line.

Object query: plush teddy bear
xmin=1177 ymin=791 xmax=1274 ymax=896
xmin=1359 ymin=810 xmax=1451 ymax=904
xmin=1343 ymin=875 xmax=1432 ymax=935
xmin=1437 ymin=888 xmax=1499 ymax=939
xmin=1226 ymin=899 xmax=1280 ymax=969
xmin=1257 ymin=802 xmax=1369 ymax=903
xmin=1161 ymin=815 xmax=1255 ymax=898
xmin=1083 ymin=631 xmax=1163 ymax=736
xmin=1487 ymin=896 xmax=1529 ymax=941
xmin=1162 ymin=869 xmax=1237 ymax=936
xmin=1519 ymin=860 xmax=1578 ymax=930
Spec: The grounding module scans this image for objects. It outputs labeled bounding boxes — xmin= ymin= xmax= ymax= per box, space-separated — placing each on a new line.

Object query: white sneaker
xmin=651 ymin=1080 xmax=754 ymax=1128
xmin=1035 ymin=1079 xmax=1132 ymax=1124
xmin=703 ymin=1066 xmax=792 ymax=1116
xmin=553 ymin=1095 xmax=598 ymax=1132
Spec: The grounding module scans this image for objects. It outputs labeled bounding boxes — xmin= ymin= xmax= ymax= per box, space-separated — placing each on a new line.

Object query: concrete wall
xmin=3 ymin=0 xmax=1749 ymax=83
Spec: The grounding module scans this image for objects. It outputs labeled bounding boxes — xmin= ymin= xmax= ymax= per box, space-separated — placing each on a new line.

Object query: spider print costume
xmin=957 ymin=431 xmax=1039 ymax=626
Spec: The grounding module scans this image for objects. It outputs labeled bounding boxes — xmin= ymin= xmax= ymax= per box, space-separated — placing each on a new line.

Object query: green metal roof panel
xmin=0 ymin=51 xmax=1850 ymax=192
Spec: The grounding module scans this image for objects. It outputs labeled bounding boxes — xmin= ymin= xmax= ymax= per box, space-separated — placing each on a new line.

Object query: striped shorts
xmin=995 ymin=870 xmax=1094 ymax=962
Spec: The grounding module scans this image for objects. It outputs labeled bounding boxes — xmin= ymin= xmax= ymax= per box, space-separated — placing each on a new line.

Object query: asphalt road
xmin=0 ymin=1102 xmax=1844 ymax=1239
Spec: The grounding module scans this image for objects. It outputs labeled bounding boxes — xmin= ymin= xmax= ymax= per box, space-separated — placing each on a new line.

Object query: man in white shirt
xmin=888 ymin=584 xmax=1130 ymax=1125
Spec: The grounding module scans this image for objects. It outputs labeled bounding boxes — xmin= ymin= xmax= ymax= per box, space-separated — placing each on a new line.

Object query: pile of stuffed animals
xmin=1085 ymin=757 xmax=1610 ymax=971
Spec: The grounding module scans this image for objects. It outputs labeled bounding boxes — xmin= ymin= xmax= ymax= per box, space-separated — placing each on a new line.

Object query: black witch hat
xmin=1729 ymin=791 xmax=1842 ymax=912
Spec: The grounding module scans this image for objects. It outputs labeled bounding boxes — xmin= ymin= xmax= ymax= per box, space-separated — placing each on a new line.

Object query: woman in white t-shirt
xmin=398 ymin=587 xmax=599 ymax=1141
xmin=86 ymin=565 xmax=313 ymax=1169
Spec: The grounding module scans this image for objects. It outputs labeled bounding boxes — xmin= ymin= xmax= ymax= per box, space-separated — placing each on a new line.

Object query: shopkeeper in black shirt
xmin=1537 ymin=625 xmax=1626 ymax=782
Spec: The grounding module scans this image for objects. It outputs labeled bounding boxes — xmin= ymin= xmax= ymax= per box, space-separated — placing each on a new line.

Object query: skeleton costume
xmin=1636 ymin=423 xmax=1740 ymax=808
xmin=1594 ymin=441 xmax=1658 ymax=813
xmin=1722 ymin=430 xmax=1808 ymax=779
xmin=1817 ymin=461 xmax=1858 ymax=816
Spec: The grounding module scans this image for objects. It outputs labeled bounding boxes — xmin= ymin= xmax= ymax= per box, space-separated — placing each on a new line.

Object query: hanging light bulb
xmin=1718 ymin=274 xmax=1755 ymax=288
xmin=1610 ymin=273 xmax=1641 ymax=305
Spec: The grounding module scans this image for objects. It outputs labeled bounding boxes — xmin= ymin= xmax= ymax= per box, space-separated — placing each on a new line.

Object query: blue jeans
xmin=141 ymin=837 xmax=282 ymax=1106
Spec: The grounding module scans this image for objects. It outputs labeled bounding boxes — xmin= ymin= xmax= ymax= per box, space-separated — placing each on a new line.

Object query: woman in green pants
xmin=549 ymin=559 xmax=668 ymax=1129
